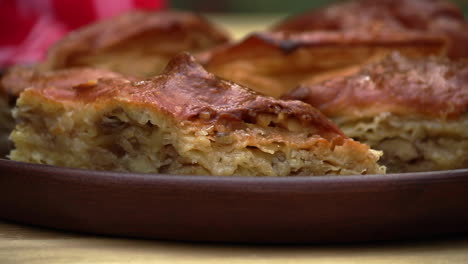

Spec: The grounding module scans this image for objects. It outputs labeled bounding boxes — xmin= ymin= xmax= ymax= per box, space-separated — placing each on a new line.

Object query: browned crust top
xmin=26 ymin=53 xmax=346 ymax=142
xmin=1 ymin=66 xmax=124 ymax=97
xmin=202 ymin=31 xmax=446 ymax=66
xmin=273 ymin=0 xmax=463 ymax=32
xmin=45 ymin=10 xmax=230 ymax=69
xmin=285 ymin=53 xmax=468 ymax=120
xmin=272 ymin=0 xmax=468 ymax=58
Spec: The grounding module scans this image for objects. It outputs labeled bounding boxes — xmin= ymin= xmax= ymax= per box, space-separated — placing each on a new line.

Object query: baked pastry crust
xmin=272 ymin=0 xmax=468 ymax=59
xmin=42 ymin=11 xmax=230 ymax=77
xmin=1 ymin=66 xmax=125 ymax=97
xmin=286 ymin=53 xmax=468 ymax=121
xmin=284 ymin=53 xmax=468 ymax=172
xmin=0 ymin=66 xmax=127 ymax=156
xmin=9 ymin=53 xmax=385 ymax=176
xmin=202 ymin=31 xmax=446 ymax=98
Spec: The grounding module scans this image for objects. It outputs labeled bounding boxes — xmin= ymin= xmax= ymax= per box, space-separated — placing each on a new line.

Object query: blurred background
xmin=171 ymin=0 xmax=468 ymax=14
xmin=173 ymin=0 xmax=468 ymax=39
xmin=1 ymin=0 xmax=467 ymax=67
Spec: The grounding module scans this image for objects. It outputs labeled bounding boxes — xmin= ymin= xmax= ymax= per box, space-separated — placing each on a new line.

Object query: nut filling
xmin=8 ymin=53 xmax=385 ymax=176
xmin=340 ymin=113 xmax=468 ymax=172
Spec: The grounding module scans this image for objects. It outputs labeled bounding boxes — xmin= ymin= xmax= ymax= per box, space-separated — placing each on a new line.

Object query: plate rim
xmin=1 ymin=158 xmax=467 ymax=184
xmin=1 ymin=158 xmax=468 ymax=243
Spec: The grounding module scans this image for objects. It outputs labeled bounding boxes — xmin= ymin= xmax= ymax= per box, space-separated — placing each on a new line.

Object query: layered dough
xmin=2 ymin=10 xmax=229 ymax=157
xmin=273 ymin=0 xmax=468 ymax=59
xmin=285 ymin=53 xmax=468 ymax=172
xmin=9 ymin=54 xmax=385 ymax=176
xmin=203 ymin=0 xmax=467 ymax=100
xmin=202 ymin=31 xmax=445 ymax=98
xmin=0 ymin=67 xmax=126 ymax=155
xmin=2 ymin=66 xmax=124 ymax=97
xmin=41 ymin=11 xmax=230 ymax=77
xmin=341 ymin=113 xmax=468 ymax=172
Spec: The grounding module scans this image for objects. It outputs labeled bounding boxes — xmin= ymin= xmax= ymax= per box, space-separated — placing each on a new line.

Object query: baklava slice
xmin=10 ymin=53 xmax=385 ymax=176
xmin=202 ymin=31 xmax=445 ymax=98
xmin=1 ymin=66 xmax=125 ymax=97
xmin=42 ymin=11 xmax=230 ymax=77
xmin=285 ymin=53 xmax=468 ymax=172
xmin=0 ymin=66 xmax=125 ymax=157
xmin=272 ymin=0 xmax=468 ymax=59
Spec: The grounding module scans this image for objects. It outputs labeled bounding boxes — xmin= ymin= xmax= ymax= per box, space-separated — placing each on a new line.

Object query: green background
xmin=171 ymin=0 xmax=468 ymax=15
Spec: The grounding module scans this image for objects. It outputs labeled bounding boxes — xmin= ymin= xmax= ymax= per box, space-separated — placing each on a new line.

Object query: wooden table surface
xmin=1 ymin=220 xmax=468 ymax=263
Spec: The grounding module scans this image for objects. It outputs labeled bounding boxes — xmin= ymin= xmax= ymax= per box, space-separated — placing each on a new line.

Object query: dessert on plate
xmin=272 ymin=0 xmax=468 ymax=59
xmin=41 ymin=11 xmax=230 ymax=77
xmin=284 ymin=53 xmax=468 ymax=172
xmin=9 ymin=53 xmax=385 ymax=176
xmin=0 ymin=66 xmax=126 ymax=155
xmin=2 ymin=66 xmax=124 ymax=97
xmin=202 ymin=31 xmax=446 ymax=98
xmin=1 ymin=10 xmax=230 ymax=155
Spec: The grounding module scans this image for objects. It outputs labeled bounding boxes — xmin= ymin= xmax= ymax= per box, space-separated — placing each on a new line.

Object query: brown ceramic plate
xmin=0 ymin=158 xmax=467 ymax=244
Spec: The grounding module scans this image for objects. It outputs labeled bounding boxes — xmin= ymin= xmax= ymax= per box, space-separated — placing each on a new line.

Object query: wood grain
xmin=1 ymin=221 xmax=468 ymax=264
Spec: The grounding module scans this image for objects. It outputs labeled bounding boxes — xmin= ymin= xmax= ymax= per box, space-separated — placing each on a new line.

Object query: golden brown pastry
xmin=2 ymin=66 xmax=125 ymax=97
xmin=273 ymin=0 xmax=468 ymax=59
xmin=9 ymin=53 xmax=385 ymax=176
xmin=203 ymin=31 xmax=446 ymax=98
xmin=42 ymin=10 xmax=230 ymax=77
xmin=0 ymin=66 xmax=126 ymax=157
xmin=284 ymin=53 xmax=468 ymax=172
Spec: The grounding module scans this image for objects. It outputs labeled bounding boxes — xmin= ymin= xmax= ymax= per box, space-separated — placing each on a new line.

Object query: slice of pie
xmin=285 ymin=53 xmax=468 ymax=172
xmin=202 ymin=31 xmax=445 ymax=98
xmin=2 ymin=66 xmax=125 ymax=97
xmin=0 ymin=66 xmax=126 ymax=157
xmin=9 ymin=53 xmax=385 ymax=176
xmin=41 ymin=11 xmax=230 ymax=77
xmin=272 ymin=0 xmax=468 ymax=59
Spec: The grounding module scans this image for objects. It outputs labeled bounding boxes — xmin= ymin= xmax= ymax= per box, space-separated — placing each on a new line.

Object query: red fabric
xmin=53 ymin=0 xmax=98 ymax=30
xmin=0 ymin=0 xmax=167 ymax=67
xmin=0 ymin=1 xmax=40 ymax=46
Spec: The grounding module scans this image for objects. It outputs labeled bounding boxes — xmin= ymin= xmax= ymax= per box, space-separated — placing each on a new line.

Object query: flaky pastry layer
xmin=2 ymin=66 xmax=124 ymax=97
xmin=285 ymin=53 xmax=468 ymax=172
xmin=273 ymin=0 xmax=468 ymax=59
xmin=340 ymin=113 xmax=468 ymax=172
xmin=203 ymin=32 xmax=445 ymax=98
xmin=9 ymin=53 xmax=385 ymax=176
xmin=42 ymin=11 xmax=230 ymax=77
xmin=286 ymin=53 xmax=468 ymax=120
